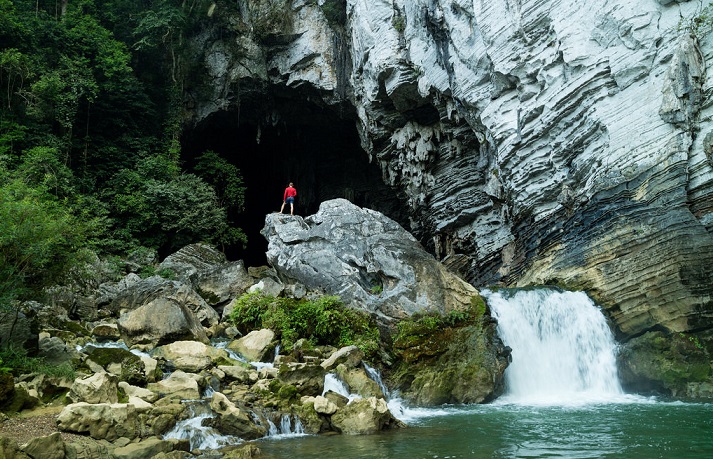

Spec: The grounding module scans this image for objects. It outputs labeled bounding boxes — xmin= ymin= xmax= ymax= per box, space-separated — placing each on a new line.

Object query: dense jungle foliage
xmin=0 ymin=0 xmax=249 ymax=307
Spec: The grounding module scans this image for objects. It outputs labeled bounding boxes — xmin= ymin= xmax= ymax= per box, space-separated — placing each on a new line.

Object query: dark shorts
xmin=285 ymin=197 xmax=295 ymax=204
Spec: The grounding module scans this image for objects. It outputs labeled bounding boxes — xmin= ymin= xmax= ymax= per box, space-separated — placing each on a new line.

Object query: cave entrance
xmin=182 ymin=93 xmax=407 ymax=267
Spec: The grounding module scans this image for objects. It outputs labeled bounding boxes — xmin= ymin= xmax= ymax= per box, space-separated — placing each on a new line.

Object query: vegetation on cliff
xmin=0 ymin=0 xmax=250 ymax=307
xmin=228 ymin=291 xmax=380 ymax=357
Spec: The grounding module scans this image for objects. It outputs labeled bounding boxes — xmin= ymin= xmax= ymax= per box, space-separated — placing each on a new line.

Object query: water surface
xmin=256 ymin=400 xmax=713 ymax=459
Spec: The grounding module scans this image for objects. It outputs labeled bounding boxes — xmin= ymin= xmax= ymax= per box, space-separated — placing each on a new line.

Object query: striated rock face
xmin=187 ymin=0 xmax=713 ymax=343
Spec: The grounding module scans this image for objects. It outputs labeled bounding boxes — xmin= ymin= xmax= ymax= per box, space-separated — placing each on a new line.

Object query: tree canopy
xmin=0 ymin=0 xmax=248 ymax=304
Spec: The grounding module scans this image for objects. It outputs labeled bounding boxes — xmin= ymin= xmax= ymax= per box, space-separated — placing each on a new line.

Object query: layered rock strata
xmin=185 ymin=0 xmax=713 ymax=344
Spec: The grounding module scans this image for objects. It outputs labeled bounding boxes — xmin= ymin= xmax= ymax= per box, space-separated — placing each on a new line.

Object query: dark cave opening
xmin=182 ymin=96 xmax=408 ymax=267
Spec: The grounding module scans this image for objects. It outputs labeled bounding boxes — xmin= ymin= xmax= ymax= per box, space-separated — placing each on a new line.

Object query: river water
xmin=255 ymin=289 xmax=713 ymax=459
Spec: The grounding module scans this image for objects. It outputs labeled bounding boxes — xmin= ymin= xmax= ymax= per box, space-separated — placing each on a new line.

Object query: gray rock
xmin=194 ymin=260 xmax=253 ymax=307
xmin=228 ymin=329 xmax=275 ymax=362
xmin=20 ymin=432 xmax=64 ymax=459
xmin=262 ymin=199 xmax=482 ymax=324
xmin=152 ymin=341 xmax=234 ymax=373
xmin=111 ymin=276 xmax=219 ymax=327
xmin=67 ymin=372 xmax=119 ymax=405
xmin=117 ymin=297 xmax=209 ymax=347
xmin=57 ymin=402 xmax=139 ymax=441
xmin=209 ymin=392 xmax=267 ymax=439
xmin=157 ymin=243 xmax=226 ymax=283
xmin=146 ymin=370 xmax=202 ymax=401
xmin=112 ymin=437 xmax=187 ymax=459
xmin=321 ymin=345 xmax=363 ymax=371
xmin=330 ymin=397 xmax=402 ymax=435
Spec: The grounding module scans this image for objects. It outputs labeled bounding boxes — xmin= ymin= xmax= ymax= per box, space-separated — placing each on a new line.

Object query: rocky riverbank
xmin=0 ymin=200 xmax=510 ymax=458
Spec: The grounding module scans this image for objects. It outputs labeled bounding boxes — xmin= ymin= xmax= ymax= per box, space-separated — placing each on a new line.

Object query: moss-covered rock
xmin=618 ymin=330 xmax=712 ymax=397
xmin=86 ymin=347 xmax=147 ymax=386
xmin=388 ymin=320 xmax=509 ymax=405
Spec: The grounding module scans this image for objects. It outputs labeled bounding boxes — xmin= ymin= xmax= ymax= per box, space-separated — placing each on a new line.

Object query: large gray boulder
xmin=228 ymin=329 xmax=275 ymax=362
xmin=111 ymin=276 xmax=219 ymax=327
xmin=157 ymin=243 xmax=227 ymax=283
xmin=67 ymin=372 xmax=119 ymax=405
xmin=262 ymin=199 xmax=481 ymax=324
xmin=57 ymin=402 xmax=139 ymax=441
xmin=152 ymin=341 xmax=234 ymax=373
xmin=117 ymin=297 xmax=209 ymax=347
xmin=330 ymin=397 xmax=402 ymax=435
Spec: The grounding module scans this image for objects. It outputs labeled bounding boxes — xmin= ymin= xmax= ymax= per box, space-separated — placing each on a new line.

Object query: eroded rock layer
xmin=184 ymin=0 xmax=713 ymax=340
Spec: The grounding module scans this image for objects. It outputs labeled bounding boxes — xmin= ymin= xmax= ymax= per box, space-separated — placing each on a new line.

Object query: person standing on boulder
xmin=280 ymin=182 xmax=297 ymax=215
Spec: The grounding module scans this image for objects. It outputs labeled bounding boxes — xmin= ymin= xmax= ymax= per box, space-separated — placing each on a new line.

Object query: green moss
xmin=392 ymin=15 xmax=405 ymax=34
xmin=228 ymin=292 xmax=380 ymax=358
xmin=320 ymin=0 xmax=347 ymax=27
xmin=277 ymin=384 xmax=298 ymax=401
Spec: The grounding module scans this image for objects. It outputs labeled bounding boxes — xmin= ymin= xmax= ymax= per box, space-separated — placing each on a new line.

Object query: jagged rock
xmin=189 ymin=0 xmax=713 ymax=358
xmin=247 ymin=278 xmax=284 ymax=297
xmin=330 ymin=397 xmax=402 ymax=435
xmin=228 ymin=329 xmax=275 ymax=362
xmin=14 ymin=374 xmax=72 ymax=405
xmin=57 ymin=402 xmax=139 ymax=441
xmin=37 ymin=333 xmax=80 ymax=367
xmin=152 ymin=341 xmax=234 ymax=373
xmin=320 ymin=345 xmax=363 ymax=371
xmin=218 ymin=365 xmax=254 ymax=383
xmin=111 ymin=276 xmax=219 ymax=327
xmin=209 ymin=392 xmax=266 ymax=439
xmin=147 ymin=370 xmax=202 ymax=400
xmin=1 ymin=385 xmax=40 ymax=413
xmin=262 ymin=199 xmax=482 ymax=325
xmin=0 ymin=307 xmax=35 ymax=351
xmin=64 ymin=439 xmax=111 ymax=459
xmin=117 ymin=298 xmax=209 ymax=347
xmin=20 ymin=432 xmax=64 ymax=459
xmin=67 ymin=372 xmax=119 ymax=405
xmin=157 ymin=243 xmax=226 ymax=282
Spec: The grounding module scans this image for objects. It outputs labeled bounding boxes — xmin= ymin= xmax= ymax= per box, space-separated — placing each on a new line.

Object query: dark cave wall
xmin=181 ymin=100 xmax=409 ymax=266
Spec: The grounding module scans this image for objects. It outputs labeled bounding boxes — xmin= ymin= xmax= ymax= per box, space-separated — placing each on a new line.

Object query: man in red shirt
xmin=280 ymin=182 xmax=297 ymax=215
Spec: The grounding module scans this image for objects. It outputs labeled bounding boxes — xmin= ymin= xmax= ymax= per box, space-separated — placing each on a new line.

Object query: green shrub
xmin=228 ymin=292 xmax=380 ymax=357
xmin=0 ymin=346 xmax=75 ymax=379
xmin=394 ymin=295 xmax=486 ymax=347
xmin=392 ymin=15 xmax=405 ymax=34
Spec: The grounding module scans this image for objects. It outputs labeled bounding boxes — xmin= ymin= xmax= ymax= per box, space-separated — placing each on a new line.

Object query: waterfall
xmin=484 ymin=288 xmax=623 ymax=405
xmin=163 ymin=402 xmax=236 ymax=450
xmin=267 ymin=414 xmax=306 ymax=437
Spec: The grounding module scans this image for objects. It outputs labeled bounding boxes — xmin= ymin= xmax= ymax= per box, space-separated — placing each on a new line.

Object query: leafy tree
xmin=0 ymin=164 xmax=87 ymax=307
xmin=194 ymin=150 xmax=246 ymax=212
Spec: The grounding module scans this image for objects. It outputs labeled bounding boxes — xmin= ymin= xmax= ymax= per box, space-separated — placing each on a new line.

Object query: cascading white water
xmin=484 ymin=288 xmax=623 ymax=405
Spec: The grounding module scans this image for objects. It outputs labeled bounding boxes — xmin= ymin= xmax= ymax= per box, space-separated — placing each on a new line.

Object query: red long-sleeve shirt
xmin=283 ymin=186 xmax=297 ymax=200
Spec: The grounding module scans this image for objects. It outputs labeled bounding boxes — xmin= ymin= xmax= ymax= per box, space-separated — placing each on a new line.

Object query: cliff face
xmin=185 ymin=0 xmax=713 ymax=341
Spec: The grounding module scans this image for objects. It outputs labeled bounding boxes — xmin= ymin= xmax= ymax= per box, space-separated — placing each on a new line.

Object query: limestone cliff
xmin=184 ymin=0 xmax=713 ymax=343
